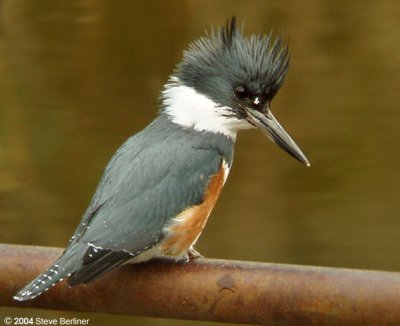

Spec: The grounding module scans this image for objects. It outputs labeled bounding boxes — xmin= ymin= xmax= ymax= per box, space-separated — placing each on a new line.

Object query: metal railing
xmin=1 ymin=243 xmax=400 ymax=325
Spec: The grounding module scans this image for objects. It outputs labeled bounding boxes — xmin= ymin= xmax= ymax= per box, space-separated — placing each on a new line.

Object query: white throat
xmin=162 ymin=78 xmax=253 ymax=140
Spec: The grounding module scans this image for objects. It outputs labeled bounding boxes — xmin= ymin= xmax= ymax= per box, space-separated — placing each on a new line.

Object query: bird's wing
xmin=64 ymin=124 xmax=228 ymax=284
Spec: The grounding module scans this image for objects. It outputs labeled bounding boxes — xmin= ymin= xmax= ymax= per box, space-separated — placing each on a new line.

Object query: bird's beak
xmin=244 ymin=106 xmax=310 ymax=166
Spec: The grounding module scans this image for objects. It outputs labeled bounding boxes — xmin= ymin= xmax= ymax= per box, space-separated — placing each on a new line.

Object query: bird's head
xmin=162 ymin=17 xmax=309 ymax=166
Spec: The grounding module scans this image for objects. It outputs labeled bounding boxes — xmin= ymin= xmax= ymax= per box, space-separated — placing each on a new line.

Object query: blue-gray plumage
xmin=72 ymin=113 xmax=233 ymax=252
xmin=14 ymin=17 xmax=309 ymax=301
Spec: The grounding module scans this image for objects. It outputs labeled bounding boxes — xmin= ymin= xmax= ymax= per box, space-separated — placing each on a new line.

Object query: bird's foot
xmin=187 ymin=247 xmax=204 ymax=260
xmin=175 ymin=248 xmax=204 ymax=264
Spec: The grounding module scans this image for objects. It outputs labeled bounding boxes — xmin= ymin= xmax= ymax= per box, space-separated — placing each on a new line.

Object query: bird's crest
xmin=221 ymin=16 xmax=237 ymax=47
xmin=173 ymin=16 xmax=289 ymax=104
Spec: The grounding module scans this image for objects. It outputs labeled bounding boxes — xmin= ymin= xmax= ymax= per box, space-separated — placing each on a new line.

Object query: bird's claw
xmin=187 ymin=247 xmax=204 ymax=260
xmin=175 ymin=248 xmax=204 ymax=264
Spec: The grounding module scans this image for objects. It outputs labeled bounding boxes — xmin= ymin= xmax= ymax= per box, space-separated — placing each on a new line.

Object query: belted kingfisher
xmin=14 ymin=17 xmax=309 ymax=301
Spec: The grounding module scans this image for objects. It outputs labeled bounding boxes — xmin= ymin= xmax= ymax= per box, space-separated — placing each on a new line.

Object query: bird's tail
xmin=13 ymin=257 xmax=73 ymax=301
xmin=13 ymin=246 xmax=82 ymax=302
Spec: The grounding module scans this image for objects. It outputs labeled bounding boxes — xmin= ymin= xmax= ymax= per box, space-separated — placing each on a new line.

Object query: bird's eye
xmin=234 ymin=85 xmax=250 ymax=99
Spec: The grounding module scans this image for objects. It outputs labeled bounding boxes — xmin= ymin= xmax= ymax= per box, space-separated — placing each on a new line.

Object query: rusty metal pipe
xmin=1 ymin=243 xmax=400 ymax=325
